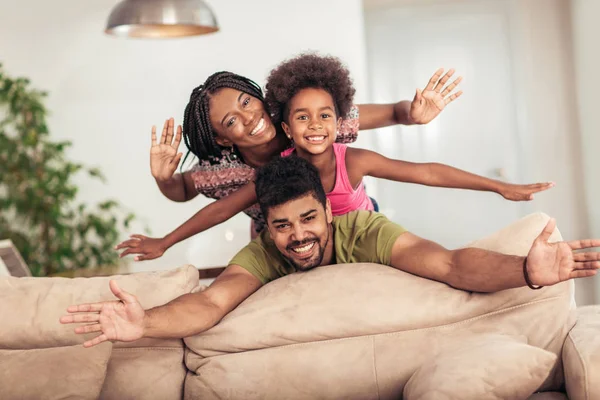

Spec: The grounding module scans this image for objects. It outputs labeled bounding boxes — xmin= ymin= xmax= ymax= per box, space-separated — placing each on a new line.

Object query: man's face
xmin=266 ymin=194 xmax=333 ymax=271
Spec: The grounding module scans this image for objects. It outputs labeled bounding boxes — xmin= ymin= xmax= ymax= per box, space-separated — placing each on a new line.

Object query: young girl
xmin=266 ymin=53 xmax=554 ymax=217
xmin=116 ymin=55 xmax=551 ymax=261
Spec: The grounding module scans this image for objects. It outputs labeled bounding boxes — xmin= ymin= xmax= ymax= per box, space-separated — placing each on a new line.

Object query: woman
xmin=117 ymin=67 xmax=462 ymax=259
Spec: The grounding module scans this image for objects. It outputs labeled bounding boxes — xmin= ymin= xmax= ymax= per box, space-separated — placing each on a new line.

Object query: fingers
xmin=65 ymin=303 xmax=104 ymax=314
xmin=573 ymin=252 xmax=600 ymax=262
xmin=114 ymin=239 xmax=140 ymax=251
xmin=61 ymin=313 xmax=100 ymax=324
xmin=536 ymin=218 xmax=557 ymax=243
xmin=75 ymin=323 xmax=103 ymax=334
xmin=114 ymin=234 xmax=149 ymax=250
xmin=424 ymin=68 xmax=444 ymax=91
xmin=412 ymin=88 xmax=422 ymax=104
xmin=172 ymin=124 xmax=182 ymax=150
xmin=532 ymin=182 xmax=555 ymax=187
xmin=575 ymin=261 xmax=600 ymax=269
xmin=165 ymin=118 xmax=174 ymax=145
xmin=440 ymin=76 xmax=463 ymax=97
xmin=109 ymin=280 xmax=138 ymax=304
xmin=135 ymin=254 xmax=157 ymax=261
xmin=83 ymin=334 xmax=108 ymax=348
xmin=528 ymin=182 xmax=555 ymax=193
xmin=433 ymin=68 xmax=455 ymax=93
xmin=567 ymin=239 xmax=600 ymax=251
xmin=569 ymin=270 xmax=597 ymax=279
xmin=118 ymin=248 xmax=143 ymax=258
xmin=115 ymin=235 xmax=156 ymax=258
xmin=151 ymin=125 xmax=157 ymax=146
xmin=160 ymin=119 xmax=169 ymax=144
xmin=444 ymin=90 xmax=463 ymax=105
xmin=509 ymin=182 xmax=554 ymax=201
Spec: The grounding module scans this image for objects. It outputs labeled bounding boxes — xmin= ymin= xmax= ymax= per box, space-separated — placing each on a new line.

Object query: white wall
xmin=570 ymin=0 xmax=600 ymax=242
xmin=0 ymin=0 xmax=368 ymax=272
xmin=570 ymin=0 xmax=600 ymax=303
xmin=503 ymin=0 xmax=588 ymax=242
xmin=364 ymin=0 xmax=587 ymax=241
xmin=505 ymin=0 xmax=596 ymax=304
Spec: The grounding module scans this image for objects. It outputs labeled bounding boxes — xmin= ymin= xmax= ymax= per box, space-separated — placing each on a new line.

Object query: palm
xmin=527 ymin=241 xmax=574 ymax=285
xmin=151 ymin=144 xmax=178 ymax=181
xmin=525 ymin=218 xmax=600 ymax=287
xmin=61 ymin=280 xmax=148 ymax=347
xmin=98 ymin=300 xmax=145 ymax=342
xmin=410 ymin=91 xmax=447 ymax=124
xmin=150 ymin=118 xmax=183 ymax=182
xmin=409 ymin=68 xmax=463 ymax=125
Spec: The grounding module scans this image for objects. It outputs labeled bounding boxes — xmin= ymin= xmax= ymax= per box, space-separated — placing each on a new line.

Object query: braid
xmin=182 ymin=71 xmax=265 ymax=166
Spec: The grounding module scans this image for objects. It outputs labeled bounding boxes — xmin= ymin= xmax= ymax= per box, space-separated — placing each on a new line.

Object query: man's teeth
xmin=250 ymin=118 xmax=265 ymax=136
xmin=306 ymin=136 xmax=326 ymax=142
xmin=292 ymin=242 xmax=315 ymax=254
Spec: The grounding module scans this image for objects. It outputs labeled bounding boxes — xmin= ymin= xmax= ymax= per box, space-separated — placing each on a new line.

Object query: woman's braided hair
xmin=182 ymin=71 xmax=264 ymax=165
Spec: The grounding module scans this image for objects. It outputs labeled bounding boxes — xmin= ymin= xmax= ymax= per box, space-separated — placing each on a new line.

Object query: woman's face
xmin=208 ymin=88 xmax=277 ymax=149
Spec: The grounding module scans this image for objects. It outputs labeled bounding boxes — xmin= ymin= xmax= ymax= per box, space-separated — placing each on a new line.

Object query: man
xmin=60 ymin=156 xmax=600 ymax=348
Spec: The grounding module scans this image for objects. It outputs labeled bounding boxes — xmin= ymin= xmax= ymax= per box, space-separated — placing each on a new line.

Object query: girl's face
xmin=208 ymin=88 xmax=277 ymax=150
xmin=282 ymin=88 xmax=341 ymax=156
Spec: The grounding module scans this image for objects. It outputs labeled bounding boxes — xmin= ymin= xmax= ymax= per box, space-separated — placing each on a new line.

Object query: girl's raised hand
xmin=409 ymin=68 xmax=463 ymax=124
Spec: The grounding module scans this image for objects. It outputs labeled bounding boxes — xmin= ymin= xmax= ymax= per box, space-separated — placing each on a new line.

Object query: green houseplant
xmin=0 ymin=64 xmax=139 ymax=277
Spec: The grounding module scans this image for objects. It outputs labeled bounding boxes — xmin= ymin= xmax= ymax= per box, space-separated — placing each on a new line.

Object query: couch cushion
xmin=403 ymin=334 xmax=556 ymax=400
xmin=184 ymin=213 xmax=574 ymax=399
xmin=0 ymin=265 xmax=200 ymax=400
xmin=99 ymin=346 xmax=185 ymax=400
xmin=0 ymin=264 xmax=200 ymax=349
xmin=563 ymin=305 xmax=600 ymax=400
xmin=0 ymin=342 xmax=112 ymax=400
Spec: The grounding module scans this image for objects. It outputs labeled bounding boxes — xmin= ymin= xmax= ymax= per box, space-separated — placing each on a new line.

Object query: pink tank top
xmin=281 ymin=143 xmax=374 ymax=216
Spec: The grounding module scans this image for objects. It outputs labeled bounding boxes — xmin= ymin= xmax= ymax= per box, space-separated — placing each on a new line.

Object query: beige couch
xmin=1 ymin=213 xmax=599 ymax=400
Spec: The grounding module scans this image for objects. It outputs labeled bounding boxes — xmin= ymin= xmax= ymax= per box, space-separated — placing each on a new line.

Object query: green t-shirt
xmin=229 ymin=210 xmax=407 ymax=284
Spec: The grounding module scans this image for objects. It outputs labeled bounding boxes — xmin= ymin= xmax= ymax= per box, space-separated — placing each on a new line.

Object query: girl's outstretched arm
xmin=347 ymin=147 xmax=553 ymax=201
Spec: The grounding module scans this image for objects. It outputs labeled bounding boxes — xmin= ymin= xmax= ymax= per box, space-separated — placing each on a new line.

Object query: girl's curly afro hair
xmin=264 ymin=53 xmax=356 ymax=128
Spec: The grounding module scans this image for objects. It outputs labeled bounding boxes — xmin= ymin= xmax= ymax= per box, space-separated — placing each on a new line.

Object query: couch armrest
xmin=563 ymin=305 xmax=600 ymax=400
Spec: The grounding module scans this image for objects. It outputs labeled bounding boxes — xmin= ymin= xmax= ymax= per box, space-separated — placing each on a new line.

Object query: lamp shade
xmin=105 ymin=0 xmax=219 ymax=38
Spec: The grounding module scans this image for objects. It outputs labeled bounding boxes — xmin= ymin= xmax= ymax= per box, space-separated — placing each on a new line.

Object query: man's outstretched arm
xmin=60 ymin=265 xmax=262 ymax=347
xmin=389 ymin=219 xmax=600 ymax=293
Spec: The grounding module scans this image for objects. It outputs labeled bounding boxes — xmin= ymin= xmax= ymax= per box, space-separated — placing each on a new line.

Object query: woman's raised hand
xmin=150 ymin=118 xmax=183 ymax=182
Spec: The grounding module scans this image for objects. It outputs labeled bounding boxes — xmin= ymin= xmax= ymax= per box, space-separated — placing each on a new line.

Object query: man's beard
xmin=284 ymin=229 xmax=330 ymax=272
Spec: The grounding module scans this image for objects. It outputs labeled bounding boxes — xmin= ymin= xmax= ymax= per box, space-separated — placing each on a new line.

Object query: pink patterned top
xmin=188 ymin=105 xmax=360 ymax=234
xmin=281 ymin=143 xmax=374 ymax=216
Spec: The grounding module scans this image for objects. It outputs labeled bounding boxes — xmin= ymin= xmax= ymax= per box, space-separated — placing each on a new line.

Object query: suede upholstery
xmin=1 ymin=214 xmax=598 ymax=399
xmin=0 ymin=265 xmax=200 ymax=400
